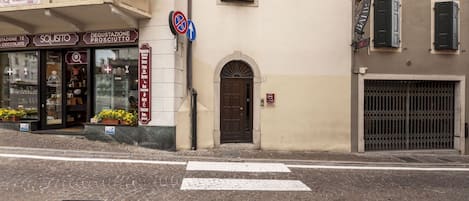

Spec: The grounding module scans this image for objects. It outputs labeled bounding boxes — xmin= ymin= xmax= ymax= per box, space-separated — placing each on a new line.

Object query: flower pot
xmin=7 ymin=116 xmax=20 ymax=122
xmin=101 ymin=118 xmax=119 ymax=125
xmin=120 ymin=121 xmax=130 ymax=126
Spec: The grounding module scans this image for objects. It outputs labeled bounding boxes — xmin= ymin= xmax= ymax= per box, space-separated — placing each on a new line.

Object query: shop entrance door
xmin=41 ymin=50 xmax=65 ymax=129
xmin=40 ymin=50 xmax=89 ymax=129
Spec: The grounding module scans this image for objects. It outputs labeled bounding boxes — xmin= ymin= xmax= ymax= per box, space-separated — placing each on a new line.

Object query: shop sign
xmin=354 ymin=0 xmax=371 ymax=35
xmin=0 ymin=0 xmax=40 ymax=7
xmin=83 ymin=30 xmax=139 ymax=45
xmin=65 ymin=51 xmax=87 ymax=64
xmin=0 ymin=35 xmax=29 ymax=49
xmin=33 ymin=33 xmax=79 ymax=47
xmin=266 ymin=93 xmax=275 ymax=104
xmin=19 ymin=123 xmax=30 ymax=132
xmin=104 ymin=126 xmax=116 ymax=135
xmin=139 ymin=43 xmax=152 ymax=124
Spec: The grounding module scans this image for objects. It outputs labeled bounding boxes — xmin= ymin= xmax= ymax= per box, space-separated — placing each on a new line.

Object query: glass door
xmin=41 ymin=51 xmax=64 ymax=128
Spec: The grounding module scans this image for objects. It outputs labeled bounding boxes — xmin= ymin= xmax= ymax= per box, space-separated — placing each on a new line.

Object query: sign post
xmin=139 ymin=44 xmax=152 ymax=125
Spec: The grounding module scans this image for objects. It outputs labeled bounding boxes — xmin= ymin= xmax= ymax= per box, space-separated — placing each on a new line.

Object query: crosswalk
xmin=180 ymin=161 xmax=311 ymax=192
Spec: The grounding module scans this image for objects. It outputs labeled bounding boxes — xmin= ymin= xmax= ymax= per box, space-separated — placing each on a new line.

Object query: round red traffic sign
xmin=172 ymin=11 xmax=188 ymax=34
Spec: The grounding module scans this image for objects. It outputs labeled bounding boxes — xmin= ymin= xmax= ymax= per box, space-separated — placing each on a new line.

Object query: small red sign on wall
xmin=266 ymin=93 xmax=275 ymax=104
xmin=139 ymin=43 xmax=152 ymax=124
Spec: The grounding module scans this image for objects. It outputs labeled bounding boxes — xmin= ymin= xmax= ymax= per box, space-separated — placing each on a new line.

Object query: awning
xmin=0 ymin=0 xmax=151 ymax=35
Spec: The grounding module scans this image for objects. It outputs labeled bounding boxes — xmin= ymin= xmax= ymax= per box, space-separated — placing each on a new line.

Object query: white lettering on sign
xmin=89 ymin=31 xmax=132 ymax=44
xmin=40 ymin=34 xmax=71 ymax=45
xmin=139 ymin=44 xmax=152 ymax=124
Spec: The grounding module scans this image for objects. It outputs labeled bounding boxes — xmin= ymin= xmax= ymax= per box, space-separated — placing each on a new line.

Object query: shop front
xmin=0 ymin=30 xmax=139 ymax=130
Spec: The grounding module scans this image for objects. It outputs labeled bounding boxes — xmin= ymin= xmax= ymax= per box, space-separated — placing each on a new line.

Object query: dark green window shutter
xmin=435 ymin=2 xmax=459 ymax=50
xmin=374 ymin=0 xmax=400 ymax=48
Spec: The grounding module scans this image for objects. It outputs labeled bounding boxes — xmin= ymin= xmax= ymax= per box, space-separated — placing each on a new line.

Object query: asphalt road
xmin=0 ymin=157 xmax=468 ymax=201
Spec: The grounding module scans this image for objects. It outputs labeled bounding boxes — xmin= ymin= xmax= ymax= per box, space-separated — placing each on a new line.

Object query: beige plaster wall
xmin=177 ymin=0 xmax=352 ymax=151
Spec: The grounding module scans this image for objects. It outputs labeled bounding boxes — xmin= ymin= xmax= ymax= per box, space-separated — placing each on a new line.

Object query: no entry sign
xmin=172 ymin=11 xmax=188 ymax=34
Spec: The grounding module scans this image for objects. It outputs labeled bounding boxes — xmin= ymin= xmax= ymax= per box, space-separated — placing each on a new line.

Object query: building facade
xmin=176 ymin=0 xmax=353 ymax=152
xmin=352 ymin=0 xmax=467 ymax=154
xmin=2 ymin=0 xmax=463 ymax=154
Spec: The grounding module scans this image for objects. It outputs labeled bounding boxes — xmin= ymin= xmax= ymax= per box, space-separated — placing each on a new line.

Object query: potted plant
xmin=94 ymin=109 xmax=126 ymax=125
xmin=121 ymin=112 xmax=137 ymax=126
xmin=0 ymin=108 xmax=26 ymax=122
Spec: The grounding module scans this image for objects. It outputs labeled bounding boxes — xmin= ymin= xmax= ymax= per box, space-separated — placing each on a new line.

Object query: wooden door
xmin=220 ymin=61 xmax=253 ymax=143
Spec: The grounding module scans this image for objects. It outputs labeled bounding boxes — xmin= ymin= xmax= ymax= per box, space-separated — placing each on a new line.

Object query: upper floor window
xmin=218 ymin=0 xmax=258 ymax=7
xmin=373 ymin=0 xmax=400 ymax=48
xmin=434 ymin=1 xmax=459 ymax=51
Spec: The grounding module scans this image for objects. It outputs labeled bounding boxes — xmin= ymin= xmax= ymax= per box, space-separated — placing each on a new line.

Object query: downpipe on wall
xmin=187 ymin=0 xmax=197 ymax=150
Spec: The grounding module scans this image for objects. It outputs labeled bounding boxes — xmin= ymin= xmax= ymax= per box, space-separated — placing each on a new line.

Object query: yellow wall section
xmin=176 ymin=0 xmax=352 ymax=152
xmin=261 ymin=75 xmax=351 ymax=152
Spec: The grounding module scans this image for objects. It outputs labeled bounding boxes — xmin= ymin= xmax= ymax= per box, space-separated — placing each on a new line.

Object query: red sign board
xmin=0 ymin=35 xmax=29 ymax=49
xmin=172 ymin=11 xmax=188 ymax=34
xmin=139 ymin=43 xmax=152 ymax=124
xmin=33 ymin=33 xmax=79 ymax=47
xmin=83 ymin=30 xmax=139 ymax=45
xmin=65 ymin=51 xmax=87 ymax=64
xmin=266 ymin=93 xmax=275 ymax=104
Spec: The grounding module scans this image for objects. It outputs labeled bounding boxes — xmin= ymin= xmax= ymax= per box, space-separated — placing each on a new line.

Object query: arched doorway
xmin=220 ymin=60 xmax=254 ymax=143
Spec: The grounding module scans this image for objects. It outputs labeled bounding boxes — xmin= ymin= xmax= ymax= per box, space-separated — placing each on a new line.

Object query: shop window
xmin=94 ymin=48 xmax=138 ymax=115
xmin=434 ymin=1 xmax=458 ymax=50
xmin=0 ymin=52 xmax=39 ymax=119
xmin=374 ymin=0 xmax=400 ymax=48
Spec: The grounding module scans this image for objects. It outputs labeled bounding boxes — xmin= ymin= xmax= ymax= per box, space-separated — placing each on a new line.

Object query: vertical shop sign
xmin=354 ymin=0 xmax=371 ymax=34
xmin=139 ymin=43 xmax=151 ymax=124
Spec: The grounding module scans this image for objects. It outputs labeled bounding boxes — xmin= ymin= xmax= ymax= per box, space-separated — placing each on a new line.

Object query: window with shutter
xmin=434 ymin=2 xmax=458 ymax=50
xmin=374 ymin=0 xmax=400 ymax=48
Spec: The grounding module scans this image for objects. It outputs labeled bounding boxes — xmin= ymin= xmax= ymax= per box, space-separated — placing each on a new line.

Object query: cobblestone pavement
xmin=0 ymin=157 xmax=469 ymax=201
xmin=1 ymin=128 xmax=469 ymax=165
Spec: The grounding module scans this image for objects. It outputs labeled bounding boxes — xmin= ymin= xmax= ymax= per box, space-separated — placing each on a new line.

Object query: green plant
xmin=122 ymin=112 xmax=138 ymax=126
xmin=0 ymin=108 xmax=26 ymax=119
xmin=94 ymin=109 xmax=137 ymax=125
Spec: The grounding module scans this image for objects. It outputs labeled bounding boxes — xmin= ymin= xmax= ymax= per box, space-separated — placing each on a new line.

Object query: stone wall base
xmin=84 ymin=124 xmax=176 ymax=151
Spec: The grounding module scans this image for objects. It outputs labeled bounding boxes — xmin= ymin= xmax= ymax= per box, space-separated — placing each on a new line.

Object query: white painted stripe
xmin=287 ymin=164 xmax=469 ymax=172
xmin=0 ymin=154 xmax=187 ymax=166
xmin=180 ymin=178 xmax=311 ymax=191
xmin=187 ymin=161 xmax=291 ymax=172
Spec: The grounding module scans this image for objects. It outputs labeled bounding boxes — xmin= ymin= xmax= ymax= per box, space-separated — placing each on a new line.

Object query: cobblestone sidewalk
xmin=1 ymin=128 xmax=469 ymax=165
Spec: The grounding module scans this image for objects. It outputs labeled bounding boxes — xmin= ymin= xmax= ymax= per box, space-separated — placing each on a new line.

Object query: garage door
xmin=364 ymin=80 xmax=455 ymax=151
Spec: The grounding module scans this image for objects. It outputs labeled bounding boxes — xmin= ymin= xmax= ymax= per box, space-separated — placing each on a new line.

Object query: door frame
xmin=39 ymin=49 xmax=92 ymax=129
xmin=214 ymin=51 xmax=262 ymax=148
xmin=358 ymin=74 xmax=466 ymax=154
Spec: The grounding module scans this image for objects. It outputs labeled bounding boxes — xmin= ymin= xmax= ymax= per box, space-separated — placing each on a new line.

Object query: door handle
xmin=240 ymin=107 xmax=244 ymax=111
xmin=41 ymin=104 xmax=45 ymax=108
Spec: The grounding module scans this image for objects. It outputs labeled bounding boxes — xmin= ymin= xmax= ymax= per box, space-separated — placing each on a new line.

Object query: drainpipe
xmin=191 ymin=89 xmax=197 ymax=150
xmin=187 ymin=0 xmax=197 ymax=150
